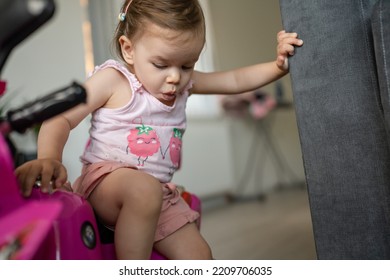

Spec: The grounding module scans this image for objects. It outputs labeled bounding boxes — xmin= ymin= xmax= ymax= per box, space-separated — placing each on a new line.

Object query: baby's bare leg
xmin=154 ymin=222 xmax=213 ymax=260
xmin=88 ymin=168 xmax=162 ymax=259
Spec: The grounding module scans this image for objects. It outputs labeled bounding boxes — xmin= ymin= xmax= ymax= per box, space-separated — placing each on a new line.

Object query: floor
xmin=200 ymin=187 xmax=317 ymax=260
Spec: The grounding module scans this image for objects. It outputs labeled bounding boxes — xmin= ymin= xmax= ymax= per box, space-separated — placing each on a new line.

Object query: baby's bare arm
xmin=191 ymin=31 xmax=303 ymax=95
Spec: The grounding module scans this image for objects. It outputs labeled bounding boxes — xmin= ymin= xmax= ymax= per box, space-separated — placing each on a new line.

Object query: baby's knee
xmin=139 ymin=175 xmax=163 ymax=204
xmin=123 ymin=173 xmax=162 ymax=212
xmin=197 ymin=242 xmax=213 ymax=260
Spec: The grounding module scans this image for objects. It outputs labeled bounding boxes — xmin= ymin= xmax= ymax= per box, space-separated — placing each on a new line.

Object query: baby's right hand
xmin=14 ymin=158 xmax=68 ymax=197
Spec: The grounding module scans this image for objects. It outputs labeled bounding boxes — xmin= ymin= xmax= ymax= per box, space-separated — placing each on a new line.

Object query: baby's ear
xmin=119 ymin=35 xmax=134 ymax=65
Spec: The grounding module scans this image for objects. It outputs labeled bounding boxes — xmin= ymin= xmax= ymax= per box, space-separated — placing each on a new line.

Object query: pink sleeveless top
xmin=80 ymin=60 xmax=192 ymax=183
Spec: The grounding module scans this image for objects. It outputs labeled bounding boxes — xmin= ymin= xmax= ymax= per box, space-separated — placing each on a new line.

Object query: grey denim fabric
xmin=279 ymin=0 xmax=390 ymax=259
xmin=373 ymin=0 xmax=390 ymax=135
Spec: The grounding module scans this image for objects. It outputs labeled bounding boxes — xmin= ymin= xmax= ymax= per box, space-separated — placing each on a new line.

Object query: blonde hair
xmin=113 ymin=0 xmax=206 ymax=61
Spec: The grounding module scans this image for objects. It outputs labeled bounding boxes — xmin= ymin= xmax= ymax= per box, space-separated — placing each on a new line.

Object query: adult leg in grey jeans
xmin=279 ymin=0 xmax=390 ymax=259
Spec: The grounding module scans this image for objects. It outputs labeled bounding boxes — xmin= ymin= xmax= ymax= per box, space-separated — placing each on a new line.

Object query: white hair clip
xmin=118 ymin=12 xmax=126 ymax=21
xmin=118 ymin=0 xmax=133 ymax=22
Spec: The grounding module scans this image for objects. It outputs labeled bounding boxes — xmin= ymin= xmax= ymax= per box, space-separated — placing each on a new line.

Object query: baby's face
xmin=128 ymin=23 xmax=204 ymax=106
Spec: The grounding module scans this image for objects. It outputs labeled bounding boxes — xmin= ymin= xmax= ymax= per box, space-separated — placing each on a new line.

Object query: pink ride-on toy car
xmin=0 ymin=0 xmax=201 ymax=260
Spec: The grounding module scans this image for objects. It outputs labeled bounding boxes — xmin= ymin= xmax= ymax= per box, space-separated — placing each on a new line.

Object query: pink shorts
xmin=72 ymin=161 xmax=199 ymax=242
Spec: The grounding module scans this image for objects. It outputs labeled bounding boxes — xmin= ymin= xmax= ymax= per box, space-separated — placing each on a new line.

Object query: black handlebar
xmin=6 ymin=82 xmax=87 ymax=133
xmin=0 ymin=1 xmax=87 ymax=134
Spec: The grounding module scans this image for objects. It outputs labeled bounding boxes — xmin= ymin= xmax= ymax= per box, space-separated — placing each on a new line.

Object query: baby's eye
xmin=153 ymin=63 xmax=167 ymax=69
xmin=182 ymin=65 xmax=194 ymax=71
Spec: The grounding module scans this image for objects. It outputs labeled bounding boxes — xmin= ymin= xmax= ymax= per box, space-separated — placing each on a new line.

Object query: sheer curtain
xmin=188 ymin=0 xmax=221 ymax=118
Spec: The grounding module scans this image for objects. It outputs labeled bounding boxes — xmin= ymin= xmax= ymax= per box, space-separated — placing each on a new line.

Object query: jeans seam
xmin=377 ymin=0 xmax=390 ymax=251
xmin=378 ymin=1 xmax=390 ymax=101
xmin=359 ymin=0 xmax=381 ymax=104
